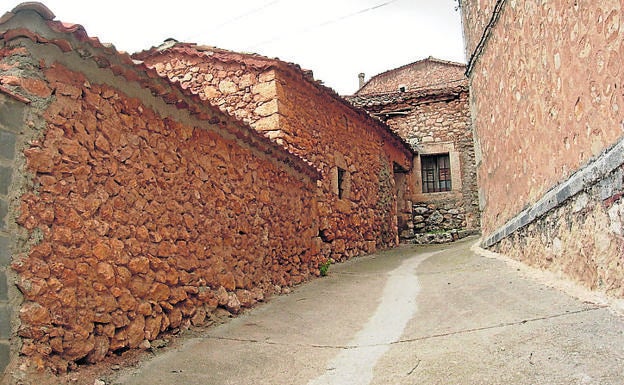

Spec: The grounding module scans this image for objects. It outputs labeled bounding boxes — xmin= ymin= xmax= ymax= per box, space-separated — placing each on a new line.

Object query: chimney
xmin=358 ymin=73 xmax=365 ymax=89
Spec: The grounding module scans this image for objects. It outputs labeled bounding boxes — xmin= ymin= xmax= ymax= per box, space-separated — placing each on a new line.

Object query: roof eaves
xmin=347 ymin=81 xmax=469 ymax=108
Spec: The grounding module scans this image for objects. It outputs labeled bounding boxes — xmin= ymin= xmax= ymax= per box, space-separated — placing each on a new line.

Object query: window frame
xmin=421 ymin=153 xmax=452 ymax=193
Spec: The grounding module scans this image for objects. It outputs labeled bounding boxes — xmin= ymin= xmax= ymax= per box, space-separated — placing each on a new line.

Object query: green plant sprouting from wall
xmin=319 ymin=258 xmax=332 ymax=276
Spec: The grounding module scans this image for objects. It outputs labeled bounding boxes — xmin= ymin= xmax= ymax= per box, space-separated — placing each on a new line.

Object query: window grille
xmin=421 ymin=154 xmax=451 ymax=193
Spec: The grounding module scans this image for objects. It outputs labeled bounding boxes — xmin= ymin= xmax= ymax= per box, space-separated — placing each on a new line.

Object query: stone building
xmin=460 ymin=1 xmax=624 ymax=296
xmin=349 ymin=58 xmax=480 ymax=243
xmin=0 ymin=2 xmax=416 ymax=379
xmin=0 ymin=2 xmax=330 ymax=378
xmin=134 ymin=41 xmax=415 ymax=260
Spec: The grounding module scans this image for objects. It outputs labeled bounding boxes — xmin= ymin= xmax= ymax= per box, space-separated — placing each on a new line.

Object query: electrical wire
xmin=207 ymin=0 xmax=282 ymax=33
xmin=244 ymin=0 xmax=402 ymax=51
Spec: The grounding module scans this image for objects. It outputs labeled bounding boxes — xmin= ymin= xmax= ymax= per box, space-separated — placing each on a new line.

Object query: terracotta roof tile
xmin=9 ymin=2 xmax=54 ymax=20
xmin=347 ymin=80 xmax=468 ymax=108
xmin=0 ymin=2 xmax=321 ymax=180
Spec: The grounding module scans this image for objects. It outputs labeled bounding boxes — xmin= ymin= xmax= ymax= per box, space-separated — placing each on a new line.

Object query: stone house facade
xmin=0 ymin=3 xmax=331 ymax=378
xmin=349 ymin=58 xmax=480 ymax=243
xmin=356 ymin=56 xmax=467 ymax=95
xmin=134 ymin=42 xmax=415 ymax=261
xmin=460 ymin=0 xmax=624 ymax=296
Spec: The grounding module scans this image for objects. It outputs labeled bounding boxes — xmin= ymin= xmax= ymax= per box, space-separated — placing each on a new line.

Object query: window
xmin=337 ymin=167 xmax=346 ymax=199
xmin=421 ymin=154 xmax=452 ymax=193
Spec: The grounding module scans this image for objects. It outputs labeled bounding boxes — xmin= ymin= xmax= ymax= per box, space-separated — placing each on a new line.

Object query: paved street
xmin=109 ymin=237 xmax=624 ymax=385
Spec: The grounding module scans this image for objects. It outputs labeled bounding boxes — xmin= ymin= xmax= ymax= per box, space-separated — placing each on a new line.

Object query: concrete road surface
xmin=109 ymin=237 xmax=624 ymax=385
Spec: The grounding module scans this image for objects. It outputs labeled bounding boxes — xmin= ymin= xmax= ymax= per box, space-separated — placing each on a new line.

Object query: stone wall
xmin=461 ymin=0 xmax=624 ymax=295
xmin=493 ymin=155 xmax=624 ymax=298
xmin=459 ymin=0 xmax=500 ymax=57
xmin=357 ymin=59 xmax=465 ymax=95
xmin=349 ymin=87 xmax=480 ymax=241
xmin=412 ymin=201 xmax=466 ymax=233
xmin=398 ymin=90 xmax=479 ymax=233
xmin=274 ymin=69 xmax=414 ymax=259
xmin=0 ymin=14 xmax=323 ymax=376
xmin=141 ymin=46 xmax=280 ymax=140
xmin=462 ymin=0 xmax=624 ymax=236
xmin=139 ymin=45 xmax=415 ymax=261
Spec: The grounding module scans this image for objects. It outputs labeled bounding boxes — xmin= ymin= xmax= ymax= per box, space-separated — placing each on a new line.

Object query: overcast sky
xmin=5 ymin=0 xmax=465 ymax=95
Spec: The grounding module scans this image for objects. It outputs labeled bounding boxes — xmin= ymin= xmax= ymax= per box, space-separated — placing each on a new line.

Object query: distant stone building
xmin=134 ymin=41 xmax=415 ymax=259
xmin=460 ymin=1 xmax=624 ymax=296
xmin=349 ymin=58 xmax=480 ymax=243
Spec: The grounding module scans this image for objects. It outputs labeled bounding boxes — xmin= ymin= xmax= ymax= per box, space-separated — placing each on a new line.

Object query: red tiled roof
xmin=347 ymin=80 xmax=468 ymax=108
xmin=0 ymin=2 xmax=321 ymax=180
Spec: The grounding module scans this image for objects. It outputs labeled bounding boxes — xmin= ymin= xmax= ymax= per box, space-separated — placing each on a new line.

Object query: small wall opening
xmin=337 ymin=167 xmax=346 ymax=199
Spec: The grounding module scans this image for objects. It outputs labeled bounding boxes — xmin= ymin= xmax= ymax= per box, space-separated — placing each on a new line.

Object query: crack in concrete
xmin=203 ymin=306 xmax=604 ymax=350
xmin=406 ymin=359 xmax=421 ymax=376
xmin=392 ymin=306 xmax=605 ymax=345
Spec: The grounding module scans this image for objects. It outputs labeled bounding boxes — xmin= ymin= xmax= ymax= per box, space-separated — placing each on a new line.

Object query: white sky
xmin=5 ymin=0 xmax=466 ymax=95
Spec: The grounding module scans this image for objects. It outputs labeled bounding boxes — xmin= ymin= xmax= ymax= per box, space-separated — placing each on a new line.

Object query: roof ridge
xmin=134 ymin=40 xmax=287 ymax=68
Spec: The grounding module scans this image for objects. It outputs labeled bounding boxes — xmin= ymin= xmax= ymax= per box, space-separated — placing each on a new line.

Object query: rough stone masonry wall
xmin=141 ymin=51 xmax=414 ymax=261
xmin=465 ymin=0 xmax=624 ymax=236
xmin=358 ymin=62 xmax=465 ymax=95
xmin=0 ymin=44 xmax=321 ymax=373
xmin=382 ymin=91 xmax=479 ymax=236
xmin=274 ymin=70 xmax=413 ymax=260
xmin=145 ymin=53 xmax=283 ymax=142
xmin=493 ymin=161 xmax=624 ymax=298
xmin=459 ymin=0 xmax=500 ymax=57
xmin=462 ymin=0 xmax=624 ymax=295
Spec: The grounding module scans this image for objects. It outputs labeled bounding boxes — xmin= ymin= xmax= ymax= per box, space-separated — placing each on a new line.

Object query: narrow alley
xmin=108 ymin=238 xmax=624 ymax=385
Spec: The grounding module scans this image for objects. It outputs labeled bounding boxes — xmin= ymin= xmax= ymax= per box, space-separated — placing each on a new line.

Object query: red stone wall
xmin=357 ymin=61 xmax=465 ymax=95
xmin=144 ymin=52 xmax=277 ymax=132
xmin=464 ymin=0 xmax=624 ymax=235
xmin=4 ymin=53 xmax=321 ymax=371
xmin=274 ymin=70 xmax=412 ymax=258
xmin=459 ymin=0 xmax=499 ymax=57
xmin=140 ymin=49 xmax=414 ymax=260
xmin=461 ymin=0 xmax=624 ymax=297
